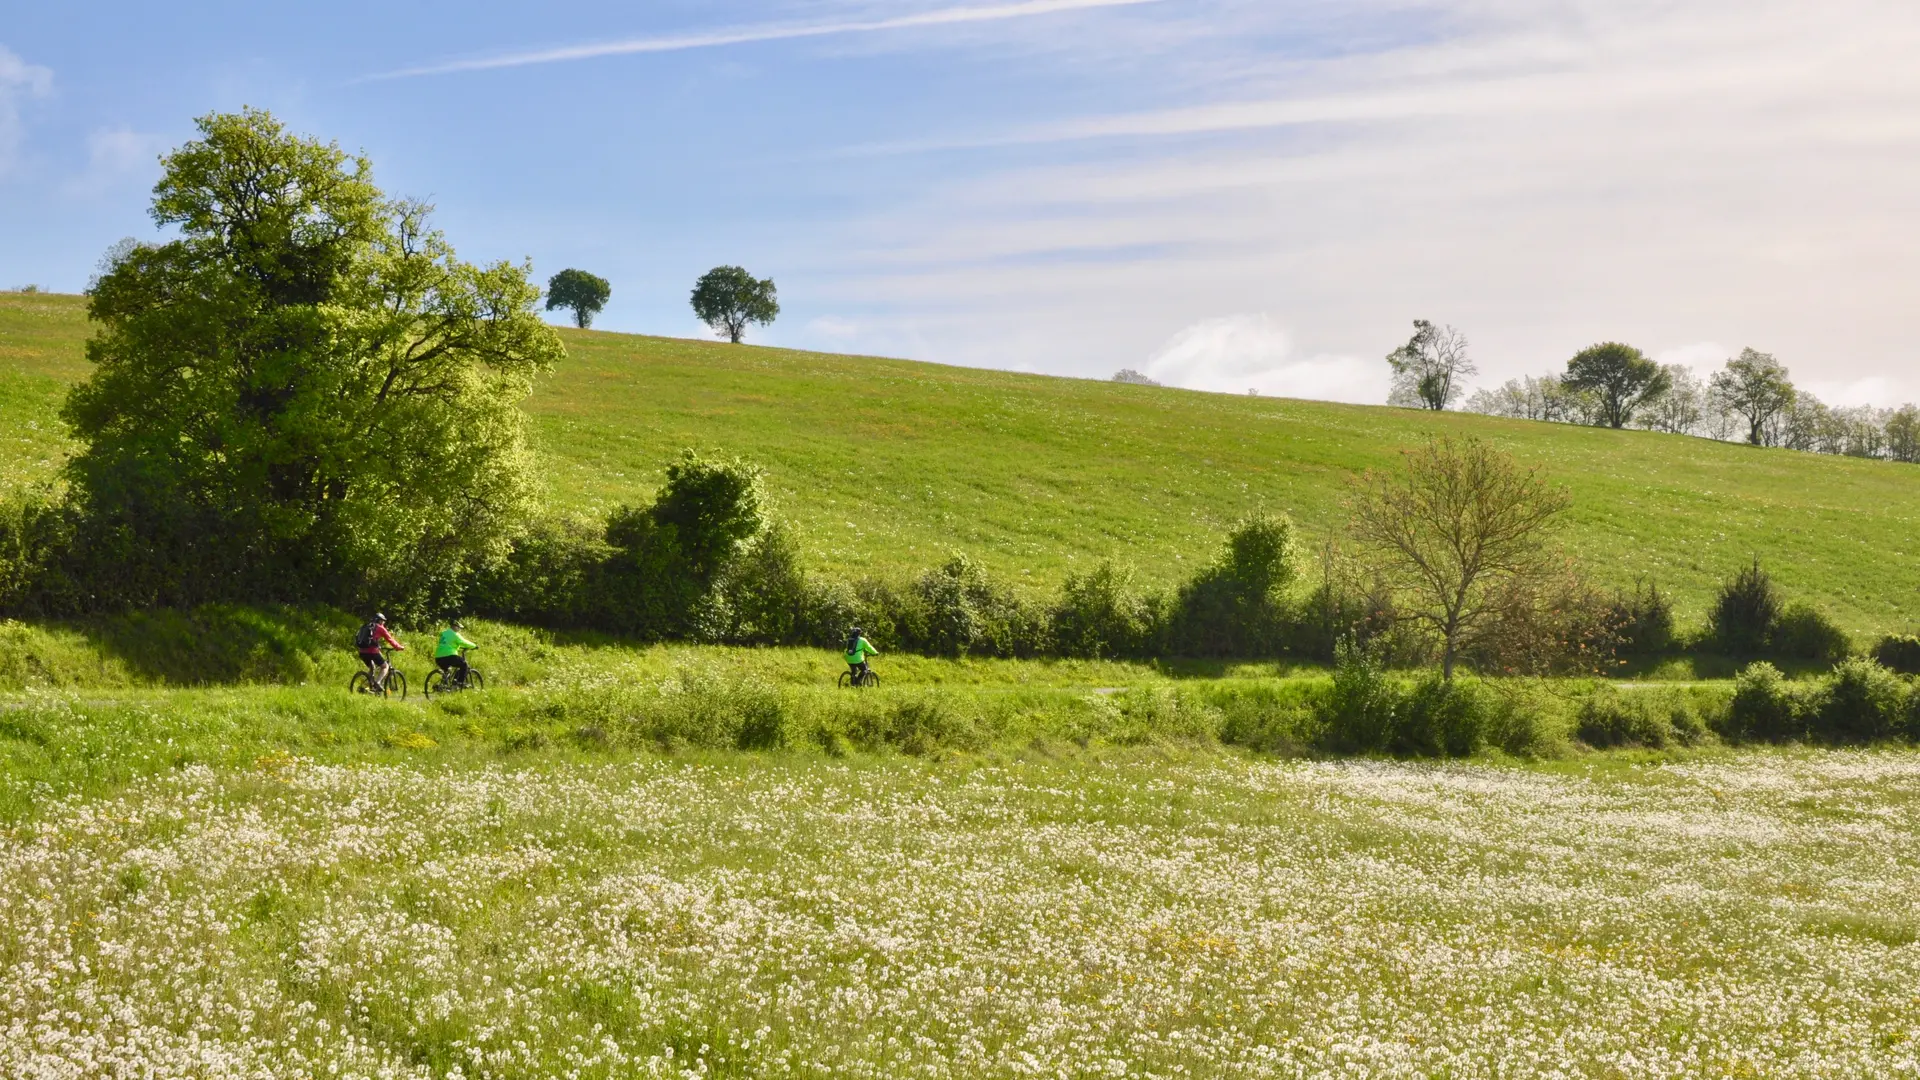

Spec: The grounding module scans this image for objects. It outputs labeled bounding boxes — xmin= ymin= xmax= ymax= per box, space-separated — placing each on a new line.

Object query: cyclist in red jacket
xmin=355 ymin=614 xmax=405 ymax=691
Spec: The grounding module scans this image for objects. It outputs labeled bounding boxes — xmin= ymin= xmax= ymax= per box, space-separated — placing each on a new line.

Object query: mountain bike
xmin=423 ymin=648 xmax=485 ymax=697
xmin=837 ymin=666 xmax=879 ymax=689
xmin=349 ymin=648 xmax=408 ymax=699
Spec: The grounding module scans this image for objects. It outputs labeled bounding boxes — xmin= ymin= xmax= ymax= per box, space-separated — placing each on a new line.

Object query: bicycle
xmin=349 ymin=648 xmax=408 ymax=699
xmin=423 ymin=648 xmax=485 ymax=697
xmin=837 ymin=666 xmax=880 ymax=689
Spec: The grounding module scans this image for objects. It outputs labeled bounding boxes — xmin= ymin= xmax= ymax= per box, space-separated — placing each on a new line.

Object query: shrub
xmin=1609 ymin=580 xmax=1675 ymax=656
xmin=1050 ymin=561 xmax=1163 ymax=659
xmin=471 ymin=515 xmax=611 ymax=628
xmin=1871 ymin=634 xmax=1920 ymax=676
xmin=1810 ymin=658 xmax=1907 ymax=744
xmin=1213 ymin=684 xmax=1323 ymax=755
xmin=823 ymin=691 xmax=987 ymax=755
xmin=1477 ymin=682 xmax=1571 ymax=758
xmin=1725 ymin=662 xmax=1804 ymax=742
xmin=883 ymin=555 xmax=1046 ymax=659
xmin=568 ymin=665 xmax=790 ymax=751
xmin=1463 ymin=568 xmax=1622 ymax=677
xmin=1169 ymin=515 xmax=1297 ymax=657
xmin=1575 ymin=688 xmax=1711 ymax=749
xmin=1770 ymin=602 xmax=1851 ymax=665
xmin=599 ymin=452 xmax=765 ymax=639
xmin=1396 ymin=674 xmax=1492 ymax=757
xmin=1709 ymin=560 xmax=1782 ymax=656
xmin=1100 ymin=686 xmax=1221 ymax=746
xmin=1320 ymin=640 xmax=1400 ymax=753
xmin=707 ymin=522 xmax=815 ymax=646
xmin=882 ymin=695 xmax=984 ymax=755
xmin=1577 ymin=690 xmax=1672 ymax=749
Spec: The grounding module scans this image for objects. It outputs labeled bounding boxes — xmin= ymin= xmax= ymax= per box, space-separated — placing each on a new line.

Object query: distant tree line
xmin=1464 ymin=345 xmax=1920 ymax=461
xmin=1372 ymin=318 xmax=1920 ymax=464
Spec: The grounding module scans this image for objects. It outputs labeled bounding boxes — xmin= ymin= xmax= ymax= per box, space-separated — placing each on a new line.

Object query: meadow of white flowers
xmin=4 ymin=751 xmax=1918 ymax=1078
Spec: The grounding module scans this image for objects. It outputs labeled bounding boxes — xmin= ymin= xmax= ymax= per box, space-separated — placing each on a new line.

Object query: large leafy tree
xmin=690 ymin=265 xmax=779 ymax=344
xmin=1708 ymin=348 xmax=1797 ymax=446
xmin=1385 ymin=320 xmax=1475 ymax=411
xmin=1562 ymin=341 xmax=1670 ymax=429
xmin=63 ymin=108 xmax=564 ymax=612
xmin=545 ymin=268 xmax=611 ymax=328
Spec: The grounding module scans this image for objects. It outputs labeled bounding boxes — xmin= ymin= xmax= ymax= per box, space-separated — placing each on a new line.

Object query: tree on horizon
xmin=690 ymin=266 xmax=779 ymax=344
xmin=546 ymin=268 xmax=611 ymax=329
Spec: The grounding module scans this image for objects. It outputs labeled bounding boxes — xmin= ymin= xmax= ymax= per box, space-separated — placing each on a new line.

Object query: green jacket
xmin=844 ymin=636 xmax=879 ymax=665
xmin=435 ymin=628 xmax=477 ymax=659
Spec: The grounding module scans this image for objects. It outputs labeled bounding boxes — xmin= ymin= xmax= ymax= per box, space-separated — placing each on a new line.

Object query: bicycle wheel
xmin=387 ymin=670 xmax=408 ymax=700
xmin=464 ymin=670 xmax=485 ymax=691
xmin=423 ymin=669 xmax=445 ymax=697
xmin=349 ymin=671 xmax=376 ymax=696
xmin=838 ymin=671 xmax=853 ymax=689
xmin=861 ymin=671 xmax=879 ymax=689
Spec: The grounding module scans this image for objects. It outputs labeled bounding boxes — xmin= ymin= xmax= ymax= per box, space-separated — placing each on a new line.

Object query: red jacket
xmin=362 ymin=624 xmax=402 ymax=652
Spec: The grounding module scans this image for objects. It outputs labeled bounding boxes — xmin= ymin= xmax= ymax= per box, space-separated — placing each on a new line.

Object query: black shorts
xmin=359 ymin=650 xmax=386 ymax=668
xmin=436 ymin=654 xmax=468 ymax=672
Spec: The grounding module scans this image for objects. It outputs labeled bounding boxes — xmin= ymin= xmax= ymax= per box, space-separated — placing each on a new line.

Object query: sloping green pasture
xmin=5 ymin=290 xmax=1919 ymax=634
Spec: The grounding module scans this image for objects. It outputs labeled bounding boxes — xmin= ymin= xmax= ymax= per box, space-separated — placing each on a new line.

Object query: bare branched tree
xmin=1348 ymin=437 xmax=1572 ymax=679
xmin=1385 ymin=320 xmax=1476 ymax=411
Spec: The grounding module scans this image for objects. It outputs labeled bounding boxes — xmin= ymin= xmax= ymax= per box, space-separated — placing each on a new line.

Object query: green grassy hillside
xmin=5 ymin=289 xmax=1918 ymax=634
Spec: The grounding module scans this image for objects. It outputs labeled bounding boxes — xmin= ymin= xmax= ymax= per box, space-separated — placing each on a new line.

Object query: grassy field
xmin=5 ymin=290 xmax=1920 ymax=636
xmin=5 ymin=741 xmax=1918 ymax=1078
xmin=9 ymin=290 xmax=1920 ymax=1077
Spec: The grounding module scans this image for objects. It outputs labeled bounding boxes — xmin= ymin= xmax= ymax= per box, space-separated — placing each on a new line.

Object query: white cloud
xmin=1653 ymin=343 xmax=1731 ymax=373
xmin=1145 ymin=315 xmax=1387 ymax=404
xmin=368 ymin=0 xmax=1166 ymax=80
xmin=0 ymin=44 xmax=54 ymax=177
xmin=806 ymin=315 xmax=863 ymax=340
xmin=67 ymin=128 xmax=168 ymax=196
xmin=1804 ymin=376 xmax=1910 ymax=410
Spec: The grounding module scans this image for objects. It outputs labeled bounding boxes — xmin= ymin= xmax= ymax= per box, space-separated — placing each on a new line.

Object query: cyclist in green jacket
xmin=434 ymin=620 xmax=478 ymax=687
xmin=844 ymin=626 xmax=879 ymax=685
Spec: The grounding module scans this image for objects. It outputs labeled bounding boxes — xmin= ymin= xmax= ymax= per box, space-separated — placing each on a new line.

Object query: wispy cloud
xmin=66 ymin=128 xmax=169 ymax=196
xmin=769 ymin=0 xmax=1920 ymax=401
xmin=364 ymin=0 xmax=1165 ymax=81
xmin=0 ymin=44 xmax=54 ymax=177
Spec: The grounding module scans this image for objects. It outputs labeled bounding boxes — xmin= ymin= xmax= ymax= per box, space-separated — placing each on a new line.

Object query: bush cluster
xmin=1308 ymin=643 xmax=1557 ymax=757
xmin=1575 ymin=688 xmax=1715 ymax=749
xmin=1703 ymin=561 xmax=1851 ymax=663
xmin=1723 ymin=659 xmax=1918 ymax=744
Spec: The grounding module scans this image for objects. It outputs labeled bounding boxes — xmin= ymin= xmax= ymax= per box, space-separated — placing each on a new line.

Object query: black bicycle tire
xmin=465 ymin=670 xmax=485 ymax=691
xmin=862 ymin=671 xmax=879 ymax=689
xmin=349 ymin=671 xmax=374 ymax=696
xmin=388 ymin=670 xmax=408 ymax=700
xmin=838 ymin=671 xmax=852 ymax=689
xmin=423 ymin=669 xmax=444 ymax=697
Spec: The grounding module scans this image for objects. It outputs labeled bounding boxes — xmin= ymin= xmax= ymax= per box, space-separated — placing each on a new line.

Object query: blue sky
xmin=4 ymin=0 xmax=1918 ymax=405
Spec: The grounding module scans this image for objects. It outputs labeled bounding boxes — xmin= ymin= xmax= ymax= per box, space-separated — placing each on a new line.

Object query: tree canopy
xmin=1562 ymin=342 xmax=1670 ymax=429
xmin=1709 ymin=348 xmax=1797 ymax=446
xmin=545 ymin=268 xmax=611 ymax=329
xmin=690 ymin=266 xmax=779 ymax=344
xmin=1385 ymin=320 xmax=1475 ymax=411
xmin=60 ymin=108 xmax=564 ymax=613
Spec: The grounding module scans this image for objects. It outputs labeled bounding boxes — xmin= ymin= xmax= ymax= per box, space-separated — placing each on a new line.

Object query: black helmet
xmin=850 ymin=626 xmax=863 ymax=636
xmin=374 ymin=613 xmax=387 ymax=623
xmin=449 ymin=618 xmax=462 ymax=630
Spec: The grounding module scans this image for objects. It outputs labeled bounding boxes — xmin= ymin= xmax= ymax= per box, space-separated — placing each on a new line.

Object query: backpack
xmin=354 ymin=622 xmax=377 ymax=650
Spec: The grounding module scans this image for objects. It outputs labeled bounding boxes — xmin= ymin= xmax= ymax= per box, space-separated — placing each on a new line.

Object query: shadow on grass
xmin=57 ymin=604 xmax=353 ymax=685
